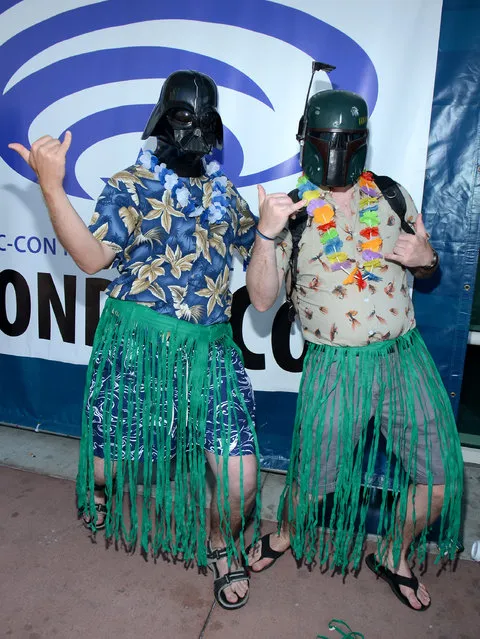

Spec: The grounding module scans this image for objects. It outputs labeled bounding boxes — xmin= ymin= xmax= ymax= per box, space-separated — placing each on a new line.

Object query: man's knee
xmin=416 ymin=482 xmax=445 ymax=507
xmin=93 ymin=456 xmax=116 ymax=485
xmin=93 ymin=456 xmax=106 ymax=484
xmin=240 ymin=455 xmax=258 ymax=498
xmin=431 ymin=483 xmax=445 ymax=505
xmin=227 ymin=454 xmax=258 ymax=500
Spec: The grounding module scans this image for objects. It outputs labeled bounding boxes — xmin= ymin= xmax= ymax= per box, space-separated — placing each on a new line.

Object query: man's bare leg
xmin=247 ymin=489 xmax=303 ymax=572
xmin=83 ymin=455 xmax=116 ymax=527
xmin=378 ymin=483 xmax=445 ymax=609
xmin=206 ymin=452 xmax=258 ymax=605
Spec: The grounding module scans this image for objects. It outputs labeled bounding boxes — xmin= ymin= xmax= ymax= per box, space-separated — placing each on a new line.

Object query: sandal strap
xmin=259 ymin=534 xmax=285 ymax=560
xmin=94 ymin=503 xmax=107 ymax=515
xmin=213 ymin=568 xmax=250 ymax=610
xmin=214 ymin=569 xmax=249 ymax=595
xmin=213 ymin=569 xmax=250 ymax=608
xmin=245 ymin=533 xmax=286 ymax=562
xmin=382 ymin=566 xmax=419 ymax=591
xmin=207 ymin=546 xmax=228 ymax=563
xmin=207 ymin=542 xmax=250 ymax=610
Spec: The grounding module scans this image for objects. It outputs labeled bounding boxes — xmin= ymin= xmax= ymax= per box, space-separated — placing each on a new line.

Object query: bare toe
xmin=403 ymin=588 xmax=423 ymax=610
xmin=223 ymin=578 xmax=248 ymax=603
xmin=417 ymin=582 xmax=431 ymax=607
xmin=399 ymin=580 xmax=430 ymax=610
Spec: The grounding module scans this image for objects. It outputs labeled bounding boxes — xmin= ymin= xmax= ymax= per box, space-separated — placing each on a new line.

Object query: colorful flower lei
xmin=137 ymin=149 xmax=231 ymax=224
xmin=296 ymin=171 xmax=384 ymax=291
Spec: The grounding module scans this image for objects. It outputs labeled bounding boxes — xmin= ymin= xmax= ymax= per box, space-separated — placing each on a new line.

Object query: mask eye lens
xmin=169 ymin=109 xmax=193 ymax=125
xmin=308 ymin=131 xmax=366 ymax=148
xmin=173 ymin=110 xmax=192 ymax=124
xmin=308 ymin=131 xmax=333 ymax=142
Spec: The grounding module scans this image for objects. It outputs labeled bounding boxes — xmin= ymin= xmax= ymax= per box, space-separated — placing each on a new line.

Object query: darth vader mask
xmin=142 ymin=70 xmax=223 ymax=157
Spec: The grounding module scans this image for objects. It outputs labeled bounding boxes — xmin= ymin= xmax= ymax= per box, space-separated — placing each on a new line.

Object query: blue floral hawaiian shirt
xmin=88 ymin=150 xmax=256 ymax=325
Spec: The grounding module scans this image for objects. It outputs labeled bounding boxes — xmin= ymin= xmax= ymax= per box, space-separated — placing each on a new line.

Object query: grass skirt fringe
xmin=279 ymin=329 xmax=463 ymax=572
xmin=76 ymin=298 xmax=261 ymax=567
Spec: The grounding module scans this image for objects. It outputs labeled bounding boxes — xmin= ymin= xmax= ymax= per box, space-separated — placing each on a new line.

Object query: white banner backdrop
xmin=0 ymin=0 xmax=443 ymax=393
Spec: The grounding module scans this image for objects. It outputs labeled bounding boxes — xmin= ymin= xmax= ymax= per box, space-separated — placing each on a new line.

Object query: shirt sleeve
xmin=275 ymin=187 xmax=299 ymax=273
xmin=275 ymin=227 xmax=292 ymax=274
xmin=88 ymin=171 xmax=140 ymax=269
xmin=231 ymin=189 xmax=257 ymax=269
xmin=399 ymin=184 xmax=419 ymax=230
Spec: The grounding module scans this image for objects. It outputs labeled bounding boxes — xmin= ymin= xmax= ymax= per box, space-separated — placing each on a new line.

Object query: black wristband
xmin=255 ymin=228 xmax=275 ymax=242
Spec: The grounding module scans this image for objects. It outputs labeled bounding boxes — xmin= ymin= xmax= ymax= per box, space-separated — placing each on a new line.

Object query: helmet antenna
xmin=297 ymin=61 xmax=336 ymax=162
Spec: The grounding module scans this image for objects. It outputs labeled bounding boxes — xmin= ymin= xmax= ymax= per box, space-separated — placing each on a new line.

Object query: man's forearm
xmin=246 ymin=237 xmax=281 ymax=311
xmin=41 ymin=185 xmax=115 ymax=274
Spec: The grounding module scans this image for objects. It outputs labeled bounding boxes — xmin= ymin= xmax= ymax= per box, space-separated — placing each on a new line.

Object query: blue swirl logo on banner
xmin=1 ymin=0 xmax=377 ymax=199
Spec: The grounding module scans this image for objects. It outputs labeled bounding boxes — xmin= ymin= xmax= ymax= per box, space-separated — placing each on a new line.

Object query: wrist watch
xmin=423 ymin=248 xmax=439 ymax=270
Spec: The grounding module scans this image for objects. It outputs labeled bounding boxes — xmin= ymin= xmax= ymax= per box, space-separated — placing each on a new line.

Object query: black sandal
xmin=365 ymin=553 xmax=431 ymax=611
xmin=82 ymin=483 xmax=107 ymax=531
xmin=245 ymin=533 xmax=287 ymax=573
xmin=207 ymin=542 xmax=250 ymax=610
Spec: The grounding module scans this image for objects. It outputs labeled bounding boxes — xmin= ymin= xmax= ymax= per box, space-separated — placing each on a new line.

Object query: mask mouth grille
xmin=325 ymin=149 xmax=347 ymax=185
xmin=174 ymin=129 xmax=212 ymax=155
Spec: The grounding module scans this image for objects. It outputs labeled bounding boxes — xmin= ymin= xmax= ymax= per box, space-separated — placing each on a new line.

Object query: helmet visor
xmin=306 ymin=129 xmax=367 ymax=186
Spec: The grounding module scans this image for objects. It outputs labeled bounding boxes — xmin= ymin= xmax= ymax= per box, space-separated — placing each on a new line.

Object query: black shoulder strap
xmin=370 ymin=172 xmax=414 ymax=235
xmin=286 ymin=189 xmax=308 ymax=321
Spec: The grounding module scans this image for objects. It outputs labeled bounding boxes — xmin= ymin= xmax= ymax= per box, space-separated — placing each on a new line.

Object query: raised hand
xmin=384 ymin=213 xmax=434 ymax=268
xmin=256 ymin=184 xmax=306 ymax=239
xmin=9 ymin=131 xmax=72 ymax=191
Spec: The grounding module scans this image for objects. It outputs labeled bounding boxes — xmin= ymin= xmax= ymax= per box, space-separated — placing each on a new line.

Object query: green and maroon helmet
xmin=297 ymin=89 xmax=368 ymax=187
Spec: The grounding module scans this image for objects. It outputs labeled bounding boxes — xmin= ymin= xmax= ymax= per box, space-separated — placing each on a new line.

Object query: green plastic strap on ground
xmin=317 ymin=618 xmax=365 ymax=638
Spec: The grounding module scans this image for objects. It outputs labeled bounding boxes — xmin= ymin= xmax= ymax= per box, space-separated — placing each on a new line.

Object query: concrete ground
xmin=0 ymin=425 xmax=479 ymax=639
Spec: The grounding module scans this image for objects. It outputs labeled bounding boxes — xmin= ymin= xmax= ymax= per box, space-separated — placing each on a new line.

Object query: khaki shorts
xmin=298 ymin=345 xmax=447 ymax=493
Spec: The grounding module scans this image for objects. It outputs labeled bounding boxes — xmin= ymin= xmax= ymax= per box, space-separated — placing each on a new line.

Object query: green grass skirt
xmin=279 ymin=329 xmax=464 ymax=571
xmin=76 ymin=298 xmax=261 ymax=566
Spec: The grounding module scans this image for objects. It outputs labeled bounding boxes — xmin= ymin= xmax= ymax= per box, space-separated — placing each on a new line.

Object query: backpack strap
xmin=369 ymin=172 xmax=415 ymax=235
xmin=286 ymin=189 xmax=308 ymax=322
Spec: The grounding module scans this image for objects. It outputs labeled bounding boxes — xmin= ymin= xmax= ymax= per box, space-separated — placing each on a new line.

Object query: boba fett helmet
xmin=298 ymin=89 xmax=368 ymax=187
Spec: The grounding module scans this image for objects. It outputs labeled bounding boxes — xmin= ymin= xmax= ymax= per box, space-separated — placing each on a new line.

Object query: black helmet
xmin=142 ymin=70 xmax=223 ymax=156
